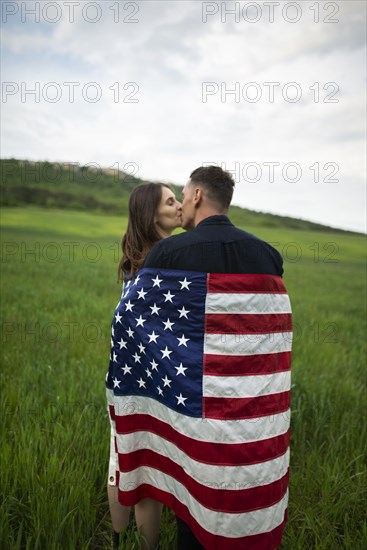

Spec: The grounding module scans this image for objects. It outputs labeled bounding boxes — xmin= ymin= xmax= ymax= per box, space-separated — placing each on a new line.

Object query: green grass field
xmin=1 ymin=207 xmax=366 ymax=549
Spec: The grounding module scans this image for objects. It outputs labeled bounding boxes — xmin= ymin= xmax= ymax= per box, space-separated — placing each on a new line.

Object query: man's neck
xmin=194 ymin=209 xmax=227 ymax=227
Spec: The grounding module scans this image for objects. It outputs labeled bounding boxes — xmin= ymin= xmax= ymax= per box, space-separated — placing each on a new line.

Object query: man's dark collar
xmin=196 ymin=215 xmax=233 ymax=228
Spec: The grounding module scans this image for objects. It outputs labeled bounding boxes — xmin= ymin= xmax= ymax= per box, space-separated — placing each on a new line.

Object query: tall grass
xmin=1 ymin=207 xmax=366 ymax=549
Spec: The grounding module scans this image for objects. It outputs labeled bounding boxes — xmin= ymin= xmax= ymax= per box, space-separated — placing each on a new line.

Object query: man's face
xmin=181 ymin=181 xmax=196 ymax=230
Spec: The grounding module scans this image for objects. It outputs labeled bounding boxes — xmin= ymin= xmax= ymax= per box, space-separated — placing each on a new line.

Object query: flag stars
xmin=121 ymin=364 xmax=132 ymax=375
xmin=113 ymin=352 xmax=118 ymax=362
xmin=115 ymin=312 xmax=122 ymax=324
xmin=160 ymin=346 xmax=173 ymax=360
xmin=177 ymin=334 xmax=189 ymax=347
xmin=148 ymin=331 xmax=160 ymax=343
xmin=133 ymin=275 xmax=141 ymax=286
xmin=118 ymin=337 xmax=128 ymax=349
xmin=162 ymin=375 xmax=172 ymax=388
xmin=163 ymin=318 xmax=175 ymax=331
xmin=179 ymin=277 xmax=192 ymax=290
xmin=126 ymin=327 xmax=135 ymax=338
xmin=125 ymin=300 xmax=134 ymax=312
xmin=157 ymin=386 xmax=163 ymax=396
xmin=135 ymin=315 xmax=146 ymax=327
xmin=112 ymin=377 xmax=121 ymax=389
xmin=175 ymin=363 xmax=187 ymax=376
xmin=138 ymin=342 xmax=146 ymax=354
xmin=150 ymin=359 xmax=159 ymax=371
xmin=152 ymin=275 xmax=163 ymax=287
xmin=150 ymin=303 xmax=161 ymax=315
xmin=177 ymin=306 xmax=190 ymax=319
xmin=137 ymin=288 xmax=147 ymax=300
xmin=145 ymin=368 xmax=153 ymax=379
xmin=176 ymin=393 xmax=187 ymax=406
xmin=163 ymin=290 xmax=175 ymax=303
xmin=137 ymin=378 xmax=146 ymax=388
xmin=132 ymin=352 xmax=141 ymax=364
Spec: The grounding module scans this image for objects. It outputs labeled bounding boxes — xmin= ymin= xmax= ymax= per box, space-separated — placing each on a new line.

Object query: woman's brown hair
xmin=117 ymin=183 xmax=169 ymax=281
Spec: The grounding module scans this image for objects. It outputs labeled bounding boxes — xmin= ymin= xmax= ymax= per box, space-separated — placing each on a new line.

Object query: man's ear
xmin=193 ymin=187 xmax=203 ymax=205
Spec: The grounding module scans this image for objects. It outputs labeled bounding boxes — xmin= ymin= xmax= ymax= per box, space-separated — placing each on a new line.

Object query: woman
xmin=107 ymin=183 xmax=182 ymax=550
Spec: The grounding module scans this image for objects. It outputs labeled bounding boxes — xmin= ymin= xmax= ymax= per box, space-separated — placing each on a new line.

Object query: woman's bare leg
xmin=107 ymin=484 xmax=131 ymax=533
xmin=135 ymin=498 xmax=163 ymax=550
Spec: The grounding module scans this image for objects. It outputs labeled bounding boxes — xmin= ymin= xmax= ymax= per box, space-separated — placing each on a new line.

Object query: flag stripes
xmin=108 ymin=395 xmax=290 ymax=465
xmin=203 ymin=332 xmax=292 ymax=356
xmin=117 ymin=482 xmax=288 ymax=549
xmin=203 ymin=392 xmax=290 ymax=420
xmin=205 ymin=293 xmax=291 ymax=313
xmin=205 ymin=312 xmax=292 ymax=333
xmin=204 ymin=350 xmax=291 ymax=375
xmin=118 ymin=450 xmax=289 ymax=513
xmin=116 ymin=468 xmax=289 ymax=541
xmin=116 ymin=432 xmax=290 ymax=489
xmin=106 ymin=269 xmax=292 ymax=549
xmin=207 ymin=273 xmax=288 ymax=293
xmin=203 ymin=370 xmax=291 ymax=398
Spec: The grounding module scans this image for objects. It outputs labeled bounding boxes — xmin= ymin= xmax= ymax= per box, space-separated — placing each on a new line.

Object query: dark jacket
xmin=143 ymin=215 xmax=283 ymax=276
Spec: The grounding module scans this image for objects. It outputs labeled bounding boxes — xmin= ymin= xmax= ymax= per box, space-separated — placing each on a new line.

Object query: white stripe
xmin=203 ymin=371 xmax=291 ymax=398
xmin=108 ymin=424 xmax=118 ymax=486
xmin=204 ymin=332 xmax=293 ymax=355
xmin=119 ymin=467 xmax=289 ymax=537
xmin=107 ymin=391 xmax=290 ymax=444
xmin=116 ymin=431 xmax=290 ymax=489
xmin=206 ymin=293 xmax=291 ymax=314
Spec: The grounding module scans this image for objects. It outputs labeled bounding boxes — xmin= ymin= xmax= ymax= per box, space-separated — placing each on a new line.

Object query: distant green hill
xmin=0 ymin=158 xmax=360 ymax=234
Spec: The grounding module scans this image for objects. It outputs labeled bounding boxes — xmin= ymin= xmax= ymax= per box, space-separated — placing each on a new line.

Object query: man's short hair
xmin=189 ymin=165 xmax=235 ymax=210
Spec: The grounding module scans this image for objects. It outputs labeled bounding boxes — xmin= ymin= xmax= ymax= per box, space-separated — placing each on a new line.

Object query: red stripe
xmin=204 ymin=351 xmax=291 ymax=376
xmin=118 ymin=449 xmax=289 ymax=513
xmin=115 ymin=414 xmax=290 ymax=466
xmin=118 ymin=485 xmax=288 ymax=549
xmin=208 ymin=273 xmax=287 ymax=294
xmin=204 ymin=391 xmax=290 ymax=420
xmin=109 ymin=404 xmax=116 ymax=421
xmin=205 ymin=313 xmax=292 ymax=334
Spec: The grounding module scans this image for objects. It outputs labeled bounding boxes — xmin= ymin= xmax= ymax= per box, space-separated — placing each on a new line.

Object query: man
xmin=142 ymin=166 xmax=290 ymax=548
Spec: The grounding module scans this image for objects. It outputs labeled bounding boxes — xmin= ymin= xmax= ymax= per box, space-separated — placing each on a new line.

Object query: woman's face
xmin=154 ymin=186 xmax=182 ymax=237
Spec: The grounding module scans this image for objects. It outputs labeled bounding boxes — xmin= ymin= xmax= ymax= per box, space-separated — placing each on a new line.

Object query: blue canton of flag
xmin=106 ymin=268 xmax=207 ymax=417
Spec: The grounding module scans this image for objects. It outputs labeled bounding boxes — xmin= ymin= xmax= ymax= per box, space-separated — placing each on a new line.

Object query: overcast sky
xmin=1 ymin=0 xmax=366 ymax=232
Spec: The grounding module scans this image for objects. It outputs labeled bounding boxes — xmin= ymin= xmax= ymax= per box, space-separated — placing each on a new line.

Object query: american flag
xmin=106 ymin=267 xmax=292 ymax=549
